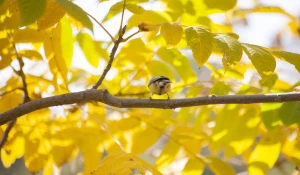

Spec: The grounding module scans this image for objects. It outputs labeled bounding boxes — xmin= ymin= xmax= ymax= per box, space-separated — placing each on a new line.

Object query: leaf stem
xmin=121 ymin=30 xmax=139 ymax=42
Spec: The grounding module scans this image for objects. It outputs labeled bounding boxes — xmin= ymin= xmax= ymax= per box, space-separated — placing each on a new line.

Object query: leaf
xmin=261 ymin=103 xmax=282 ymax=130
xmin=147 ymin=60 xmax=175 ymax=83
xmin=18 ymin=50 xmax=43 ymax=60
xmin=77 ymin=32 xmax=101 ymax=68
xmin=156 ymin=140 xmax=181 ymax=172
xmin=185 ymin=26 xmax=213 ymax=67
xmin=242 ymin=44 xmax=276 ymax=77
xmin=13 ymin=29 xmax=46 ymax=43
xmin=203 ymin=0 xmax=237 ymax=11
xmin=272 ymin=50 xmax=300 ymax=73
xmin=18 ymin=0 xmax=47 ymax=25
xmin=181 ymin=158 xmax=205 ymax=175
xmin=210 ymin=82 xmax=231 ymax=95
xmin=126 ymin=3 xmax=145 ymax=14
xmin=279 ymin=102 xmax=300 ymax=126
xmin=60 ymin=16 xmax=73 ymax=69
xmin=213 ymin=34 xmax=242 ymax=69
xmin=37 ymin=0 xmax=66 ymax=30
xmin=130 ymin=125 xmax=161 ymax=154
xmin=56 ymin=0 xmax=93 ymax=31
xmin=157 ymin=47 xmax=197 ymax=83
xmin=206 ymin=156 xmax=236 ymax=175
xmin=160 ymin=22 xmax=183 ymax=48
xmin=248 ymin=137 xmax=281 ymax=175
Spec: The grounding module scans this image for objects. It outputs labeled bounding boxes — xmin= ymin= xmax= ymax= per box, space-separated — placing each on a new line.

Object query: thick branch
xmin=0 ymin=89 xmax=300 ymax=125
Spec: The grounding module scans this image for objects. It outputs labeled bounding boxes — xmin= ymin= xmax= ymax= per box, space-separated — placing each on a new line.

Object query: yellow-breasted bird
xmin=148 ymin=76 xmax=171 ymax=99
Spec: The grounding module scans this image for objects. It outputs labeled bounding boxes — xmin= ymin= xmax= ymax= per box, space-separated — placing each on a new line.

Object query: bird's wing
xmin=148 ymin=76 xmax=171 ymax=86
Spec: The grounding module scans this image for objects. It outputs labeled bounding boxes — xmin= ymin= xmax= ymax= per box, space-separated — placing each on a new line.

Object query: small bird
xmin=148 ymin=76 xmax=172 ymax=99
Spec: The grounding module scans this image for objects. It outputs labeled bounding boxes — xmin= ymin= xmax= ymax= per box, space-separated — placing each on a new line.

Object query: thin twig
xmin=0 ymin=120 xmax=16 ymax=149
xmin=86 ymin=12 xmax=116 ymax=42
xmin=1 ymin=89 xmax=300 ymax=125
xmin=121 ymin=30 xmax=139 ymax=42
xmin=118 ymin=0 xmax=127 ymax=37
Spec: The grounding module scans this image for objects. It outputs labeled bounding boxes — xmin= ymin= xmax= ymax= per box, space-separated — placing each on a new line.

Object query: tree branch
xmin=0 ymin=89 xmax=299 ymax=125
xmin=0 ymin=119 xmax=16 ymax=149
xmin=92 ymin=34 xmax=124 ymax=89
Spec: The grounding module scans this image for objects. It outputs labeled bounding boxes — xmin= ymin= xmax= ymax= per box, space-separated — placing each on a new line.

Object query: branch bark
xmin=0 ymin=89 xmax=299 ymax=125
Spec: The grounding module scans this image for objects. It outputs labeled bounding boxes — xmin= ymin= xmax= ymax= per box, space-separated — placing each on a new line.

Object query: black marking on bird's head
xmin=148 ymin=76 xmax=171 ymax=87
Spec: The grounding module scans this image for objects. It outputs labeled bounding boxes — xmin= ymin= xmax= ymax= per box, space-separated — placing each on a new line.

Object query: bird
xmin=148 ymin=76 xmax=172 ymax=99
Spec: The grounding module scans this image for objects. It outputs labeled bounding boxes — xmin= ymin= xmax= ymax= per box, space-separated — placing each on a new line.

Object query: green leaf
xmin=56 ymin=0 xmax=93 ymax=31
xmin=261 ymin=103 xmax=282 ymax=130
xmin=210 ymin=82 xmax=231 ymax=95
xmin=18 ymin=0 xmax=46 ymax=25
xmin=214 ymin=34 xmax=242 ymax=69
xmin=242 ymin=44 xmax=276 ymax=77
xmin=160 ymin=22 xmax=183 ymax=48
xmin=126 ymin=3 xmax=145 ymax=14
xmin=185 ymin=26 xmax=213 ymax=67
xmin=77 ymin=33 xmax=101 ymax=68
xmin=279 ymin=102 xmax=300 ymax=126
xmin=272 ymin=50 xmax=300 ymax=73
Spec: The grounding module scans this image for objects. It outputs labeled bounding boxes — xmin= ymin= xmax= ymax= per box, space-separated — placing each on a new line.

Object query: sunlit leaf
xmin=147 ymin=60 xmax=176 ymax=83
xmin=261 ymin=103 xmax=282 ymax=130
xmin=126 ymin=3 xmax=145 ymax=14
xmin=18 ymin=0 xmax=46 ymax=25
xmin=213 ymin=34 xmax=242 ymax=69
xmin=13 ymin=29 xmax=46 ymax=43
xmin=160 ymin=22 xmax=183 ymax=48
xmin=60 ymin=16 xmax=73 ymax=69
xmin=206 ymin=156 xmax=236 ymax=175
xmin=242 ymin=44 xmax=276 ymax=77
xmin=18 ymin=50 xmax=43 ymax=60
xmin=272 ymin=50 xmax=300 ymax=73
xmin=203 ymin=0 xmax=237 ymax=11
xmin=37 ymin=0 xmax=66 ymax=30
xmin=185 ymin=26 xmax=213 ymax=67
xmin=181 ymin=158 xmax=205 ymax=175
xmin=156 ymin=140 xmax=180 ymax=172
xmin=56 ymin=0 xmax=93 ymax=31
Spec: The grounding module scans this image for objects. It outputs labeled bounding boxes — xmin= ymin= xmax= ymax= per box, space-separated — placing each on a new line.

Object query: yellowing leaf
xmin=261 ymin=103 xmax=282 ymax=130
xmin=60 ymin=16 xmax=73 ymax=69
xmin=160 ymin=22 xmax=183 ymax=48
xmin=0 ymin=91 xmax=23 ymax=113
xmin=248 ymin=139 xmax=281 ymax=175
xmin=206 ymin=156 xmax=236 ymax=175
xmin=213 ymin=34 xmax=242 ymax=69
xmin=18 ymin=0 xmax=47 ymax=25
xmin=272 ymin=50 xmax=300 ymax=73
xmin=126 ymin=3 xmax=145 ymax=14
xmin=203 ymin=0 xmax=237 ymax=11
xmin=181 ymin=158 xmax=205 ymax=175
xmin=156 ymin=140 xmax=180 ymax=172
xmin=130 ymin=125 xmax=161 ymax=154
xmin=13 ymin=29 xmax=46 ymax=43
xmin=77 ymin=32 xmax=100 ymax=68
xmin=157 ymin=47 xmax=197 ymax=83
xmin=18 ymin=50 xmax=43 ymax=60
xmin=185 ymin=26 xmax=213 ymax=67
xmin=242 ymin=44 xmax=276 ymax=77
xmin=56 ymin=0 xmax=93 ymax=31
xmin=147 ymin=60 xmax=175 ymax=83
xmin=37 ymin=0 xmax=66 ymax=30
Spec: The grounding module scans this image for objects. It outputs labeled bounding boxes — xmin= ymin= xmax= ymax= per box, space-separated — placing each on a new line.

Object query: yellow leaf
xmin=160 ymin=22 xmax=183 ymax=48
xmin=129 ymin=125 xmax=161 ymax=154
xmin=126 ymin=3 xmax=145 ymax=14
xmin=37 ymin=0 xmax=66 ymax=30
xmin=272 ymin=50 xmax=300 ymax=73
xmin=213 ymin=34 xmax=242 ymax=69
xmin=77 ymin=32 xmax=100 ymax=68
xmin=206 ymin=156 xmax=236 ymax=175
xmin=18 ymin=50 xmax=43 ymax=60
xmin=141 ymin=27 xmax=160 ymax=43
xmin=203 ymin=0 xmax=237 ymax=11
xmin=60 ymin=16 xmax=73 ymax=69
xmin=13 ymin=29 xmax=46 ymax=43
xmin=156 ymin=140 xmax=180 ymax=172
xmin=282 ymin=135 xmax=300 ymax=166
xmin=157 ymin=47 xmax=197 ymax=83
xmin=147 ymin=60 xmax=175 ymax=85
xmin=0 ymin=91 xmax=23 ymax=113
xmin=248 ymin=139 xmax=281 ymax=175
xmin=185 ymin=26 xmax=213 ymax=67
xmin=1 ymin=129 xmax=24 ymax=168
xmin=242 ymin=44 xmax=276 ymax=77
xmin=181 ymin=158 xmax=205 ymax=175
